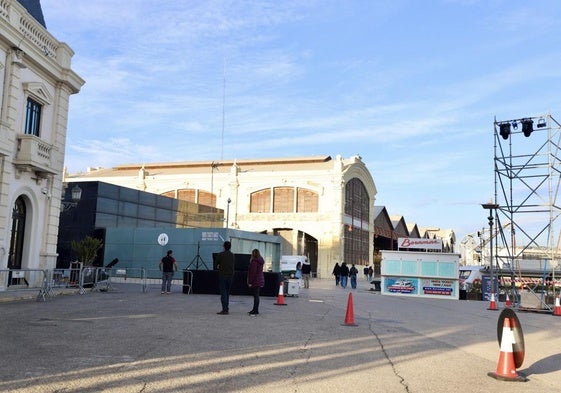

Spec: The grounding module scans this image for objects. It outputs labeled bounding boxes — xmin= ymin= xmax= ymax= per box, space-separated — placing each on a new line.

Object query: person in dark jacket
xmin=349 ymin=264 xmax=359 ymax=289
xmin=215 ymin=241 xmax=235 ymax=315
xmin=332 ymin=262 xmax=341 ymax=286
xmin=302 ymin=260 xmax=312 ymax=288
xmin=340 ymin=262 xmax=349 ymax=288
xmin=247 ymin=249 xmax=265 ymax=315
xmin=159 ymin=250 xmax=177 ymax=294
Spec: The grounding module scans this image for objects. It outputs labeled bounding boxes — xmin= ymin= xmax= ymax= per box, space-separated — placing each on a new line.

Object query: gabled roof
xmin=17 ymin=0 xmax=46 ymax=28
xmin=390 ymin=215 xmax=409 ymax=237
xmin=406 ymin=223 xmax=421 ymax=238
xmin=374 ymin=206 xmax=396 ymax=239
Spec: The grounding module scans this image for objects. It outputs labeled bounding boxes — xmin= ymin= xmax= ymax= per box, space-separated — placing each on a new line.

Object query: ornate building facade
xmin=0 ymin=0 xmax=83 ymax=285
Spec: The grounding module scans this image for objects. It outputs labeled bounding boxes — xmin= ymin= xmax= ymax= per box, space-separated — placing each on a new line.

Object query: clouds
xmin=42 ymin=0 xmax=561 ymax=245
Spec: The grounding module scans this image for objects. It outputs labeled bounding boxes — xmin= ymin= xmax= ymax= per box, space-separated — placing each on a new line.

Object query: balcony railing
xmin=13 ymin=134 xmax=57 ymax=176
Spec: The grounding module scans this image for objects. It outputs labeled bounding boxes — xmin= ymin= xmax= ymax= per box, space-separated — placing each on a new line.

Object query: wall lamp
xmin=61 ymin=184 xmax=82 ymax=211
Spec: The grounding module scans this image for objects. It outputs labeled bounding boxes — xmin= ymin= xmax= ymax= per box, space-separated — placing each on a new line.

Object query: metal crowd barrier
xmin=0 ymin=266 xmax=195 ymax=301
xmin=142 ymin=268 xmax=188 ymax=294
xmin=0 ymin=269 xmax=50 ymax=301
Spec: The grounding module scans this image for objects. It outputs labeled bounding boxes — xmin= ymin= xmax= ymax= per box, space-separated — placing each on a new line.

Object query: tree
xmin=71 ymin=236 xmax=103 ymax=266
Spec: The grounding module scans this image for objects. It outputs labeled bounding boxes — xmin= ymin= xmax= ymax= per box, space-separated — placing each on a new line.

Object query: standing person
xmin=368 ymin=266 xmax=374 ymax=283
xmin=215 ymin=241 xmax=235 ymax=315
xmin=350 ymin=264 xmax=359 ymax=289
xmin=247 ymin=249 xmax=265 ymax=315
xmin=363 ymin=265 xmax=369 ymax=280
xmin=159 ymin=250 xmax=177 ymax=294
xmin=340 ymin=262 xmax=349 ymax=288
xmin=332 ymin=262 xmax=341 ymax=286
xmin=302 ymin=259 xmax=311 ymax=289
xmin=295 ymin=262 xmax=303 ymax=287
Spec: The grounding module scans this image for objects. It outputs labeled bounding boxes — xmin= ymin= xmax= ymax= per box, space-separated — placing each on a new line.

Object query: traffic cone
xmin=488 ymin=317 xmax=527 ymax=382
xmin=274 ymin=282 xmax=287 ymax=306
xmin=342 ymin=292 xmax=358 ymax=326
xmin=505 ymin=293 xmax=512 ymax=308
xmin=488 ymin=292 xmax=498 ymax=310
xmin=553 ymin=295 xmax=561 ymax=316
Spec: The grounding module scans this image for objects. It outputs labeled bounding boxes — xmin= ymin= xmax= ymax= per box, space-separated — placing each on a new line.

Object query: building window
xmin=297 ymin=188 xmax=318 ymax=212
xmin=273 ymin=187 xmax=294 ymax=213
xmin=24 ymin=97 xmax=42 ymax=136
xmin=344 ymin=178 xmax=370 ymax=265
xmin=250 ymin=189 xmax=271 ymax=213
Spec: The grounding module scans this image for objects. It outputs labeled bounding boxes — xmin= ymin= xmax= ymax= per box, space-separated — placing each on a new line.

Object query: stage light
xmin=499 ymin=123 xmax=511 ymax=139
xmin=521 ymin=119 xmax=533 ymax=137
xmin=511 ymin=121 xmax=518 ymax=130
xmin=537 ymin=118 xmax=547 ymax=128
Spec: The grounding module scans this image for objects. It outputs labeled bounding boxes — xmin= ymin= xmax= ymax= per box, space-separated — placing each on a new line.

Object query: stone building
xmin=66 ymin=154 xmax=377 ymax=278
xmin=0 ymin=0 xmax=83 ymax=284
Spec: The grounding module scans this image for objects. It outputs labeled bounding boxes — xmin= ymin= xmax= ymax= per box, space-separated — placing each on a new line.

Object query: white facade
xmin=67 ymin=155 xmax=377 ymax=278
xmin=0 ymin=1 xmax=83 ymax=283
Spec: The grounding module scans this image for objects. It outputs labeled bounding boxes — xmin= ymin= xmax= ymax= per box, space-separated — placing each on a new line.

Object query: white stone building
xmin=67 ymin=155 xmax=377 ymax=278
xmin=0 ymin=0 xmax=83 ymax=283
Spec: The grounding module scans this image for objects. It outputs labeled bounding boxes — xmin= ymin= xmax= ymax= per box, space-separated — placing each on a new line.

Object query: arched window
xmin=250 ymin=187 xmax=319 ymax=213
xmin=344 ymin=178 xmax=370 ymax=265
xmin=250 ymin=189 xmax=271 ymax=213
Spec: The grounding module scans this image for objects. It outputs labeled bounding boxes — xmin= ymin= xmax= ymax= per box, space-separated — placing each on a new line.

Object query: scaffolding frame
xmin=493 ymin=113 xmax=561 ymax=309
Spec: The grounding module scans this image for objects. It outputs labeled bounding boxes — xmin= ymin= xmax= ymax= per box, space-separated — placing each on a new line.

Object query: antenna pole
xmin=221 ymin=57 xmax=225 ymax=161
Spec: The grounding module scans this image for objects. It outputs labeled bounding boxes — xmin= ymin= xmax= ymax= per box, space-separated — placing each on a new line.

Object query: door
xmin=8 ymin=196 xmax=26 ymax=270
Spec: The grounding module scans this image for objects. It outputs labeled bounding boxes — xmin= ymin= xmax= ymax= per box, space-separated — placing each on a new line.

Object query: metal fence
xmin=0 ymin=267 xmax=194 ymax=301
xmin=0 ymin=269 xmax=50 ymax=301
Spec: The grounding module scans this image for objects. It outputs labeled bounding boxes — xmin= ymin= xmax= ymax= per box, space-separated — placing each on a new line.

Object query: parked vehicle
xmin=280 ymin=255 xmax=308 ymax=277
xmin=459 ymin=265 xmax=484 ymax=291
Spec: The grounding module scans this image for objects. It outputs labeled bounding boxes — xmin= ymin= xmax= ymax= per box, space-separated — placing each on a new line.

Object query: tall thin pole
xmin=221 ymin=57 xmax=225 ymax=161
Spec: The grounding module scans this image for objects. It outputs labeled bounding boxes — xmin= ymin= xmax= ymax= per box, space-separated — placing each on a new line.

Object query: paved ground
xmin=1 ymin=278 xmax=560 ymax=393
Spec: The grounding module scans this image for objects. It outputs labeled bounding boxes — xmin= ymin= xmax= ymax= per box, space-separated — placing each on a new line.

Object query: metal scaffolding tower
xmin=493 ymin=114 xmax=561 ymax=287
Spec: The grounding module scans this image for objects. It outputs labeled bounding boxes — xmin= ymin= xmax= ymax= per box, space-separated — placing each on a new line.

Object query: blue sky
xmin=41 ymin=0 xmax=561 ymax=246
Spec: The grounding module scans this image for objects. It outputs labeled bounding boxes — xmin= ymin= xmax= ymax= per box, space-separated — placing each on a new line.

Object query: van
xmin=280 ymin=255 xmax=308 ymax=276
xmin=459 ymin=265 xmax=484 ymax=290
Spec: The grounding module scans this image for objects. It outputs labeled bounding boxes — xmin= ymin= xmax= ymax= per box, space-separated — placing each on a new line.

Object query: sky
xmin=40 ymin=0 xmax=561 ymax=248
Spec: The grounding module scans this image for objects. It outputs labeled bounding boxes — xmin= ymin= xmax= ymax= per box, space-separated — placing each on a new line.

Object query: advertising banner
xmin=397 ymin=238 xmax=442 ymax=250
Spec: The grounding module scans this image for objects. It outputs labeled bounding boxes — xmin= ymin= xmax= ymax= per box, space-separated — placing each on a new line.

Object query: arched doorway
xmin=8 ymin=196 xmax=27 ymax=270
xmin=273 ymin=228 xmax=318 ymax=274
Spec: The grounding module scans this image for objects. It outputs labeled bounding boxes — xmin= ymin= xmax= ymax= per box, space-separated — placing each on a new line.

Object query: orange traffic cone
xmin=488 ymin=292 xmax=498 ymax=310
xmin=274 ymin=282 xmax=287 ymax=306
xmin=553 ymin=295 xmax=561 ymax=316
xmin=505 ymin=293 xmax=512 ymax=308
xmin=342 ymin=292 xmax=358 ymax=326
xmin=488 ymin=317 xmax=527 ymax=382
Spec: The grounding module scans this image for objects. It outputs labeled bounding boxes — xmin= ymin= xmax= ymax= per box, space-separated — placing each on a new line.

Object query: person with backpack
xmin=159 ymin=250 xmax=177 ymax=294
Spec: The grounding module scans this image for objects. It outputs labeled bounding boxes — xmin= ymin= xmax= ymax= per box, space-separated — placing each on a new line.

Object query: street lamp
xmin=225 ymin=198 xmax=231 ymax=228
xmin=61 ymin=184 xmax=82 ymax=211
xmin=482 ymin=201 xmax=498 ymax=310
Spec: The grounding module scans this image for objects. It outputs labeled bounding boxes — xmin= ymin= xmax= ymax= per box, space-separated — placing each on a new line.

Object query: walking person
xmin=302 ymin=259 xmax=311 ymax=288
xmin=350 ymin=263 xmax=359 ymax=289
xmin=332 ymin=262 xmax=341 ymax=286
xmin=159 ymin=250 xmax=177 ymax=294
xmin=368 ymin=265 xmax=374 ymax=283
xmin=363 ymin=265 xmax=369 ymax=281
xmin=247 ymin=249 xmax=265 ymax=315
xmin=216 ymin=241 xmax=235 ymax=315
xmin=340 ymin=262 xmax=349 ymax=288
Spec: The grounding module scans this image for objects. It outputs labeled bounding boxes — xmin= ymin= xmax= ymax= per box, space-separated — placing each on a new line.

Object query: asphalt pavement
xmin=1 ymin=278 xmax=560 ymax=393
